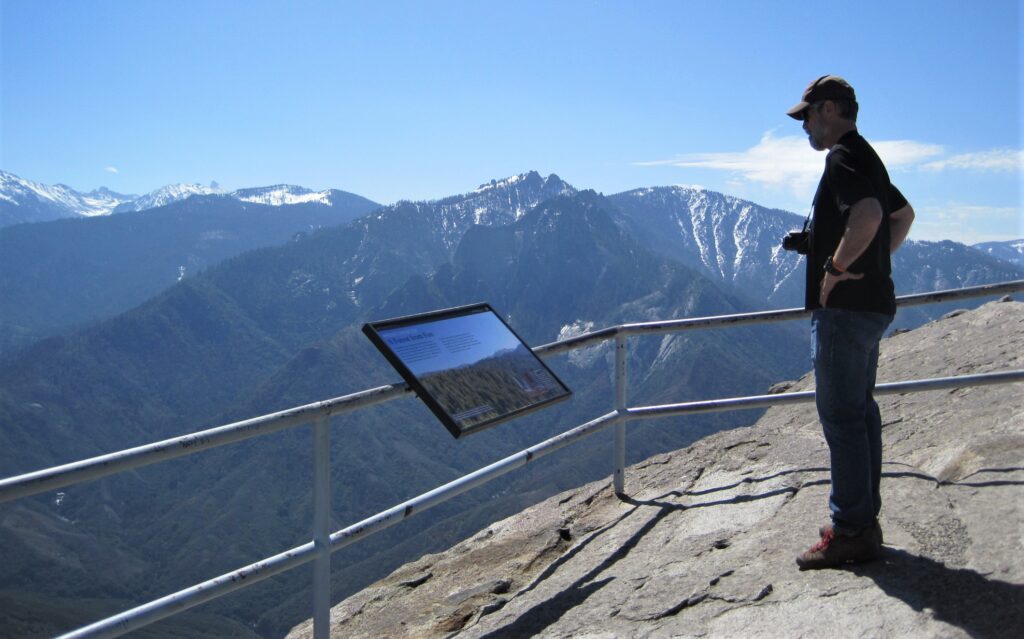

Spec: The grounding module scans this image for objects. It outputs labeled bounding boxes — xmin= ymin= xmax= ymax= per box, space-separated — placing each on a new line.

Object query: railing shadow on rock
xmin=0 ymin=280 xmax=1022 ymax=639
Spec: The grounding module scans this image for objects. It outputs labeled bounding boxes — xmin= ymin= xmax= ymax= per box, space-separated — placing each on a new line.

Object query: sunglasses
xmin=801 ymin=101 xmax=826 ymax=120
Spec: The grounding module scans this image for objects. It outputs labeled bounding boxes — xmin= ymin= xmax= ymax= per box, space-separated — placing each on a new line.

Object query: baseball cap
xmin=787 ymin=75 xmax=857 ymax=120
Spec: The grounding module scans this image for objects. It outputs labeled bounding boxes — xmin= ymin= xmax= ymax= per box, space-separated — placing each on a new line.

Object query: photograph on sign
xmin=363 ymin=303 xmax=571 ymax=438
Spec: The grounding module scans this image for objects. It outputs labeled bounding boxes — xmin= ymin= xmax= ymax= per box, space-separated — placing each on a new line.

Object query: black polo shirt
xmin=806 ymin=130 xmax=907 ymax=315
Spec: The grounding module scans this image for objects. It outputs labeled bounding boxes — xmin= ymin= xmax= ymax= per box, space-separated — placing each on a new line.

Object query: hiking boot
xmin=819 ymin=520 xmax=883 ymax=546
xmin=796 ymin=526 xmax=881 ymax=570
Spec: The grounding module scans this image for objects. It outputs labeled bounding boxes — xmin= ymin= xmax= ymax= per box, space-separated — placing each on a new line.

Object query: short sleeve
xmin=888 ymin=184 xmax=908 ymax=213
xmin=825 ymin=145 xmax=875 ymax=217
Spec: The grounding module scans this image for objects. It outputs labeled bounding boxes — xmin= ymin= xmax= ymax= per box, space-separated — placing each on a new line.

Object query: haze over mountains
xmin=0 ymin=190 xmax=381 ymax=354
xmin=0 ymin=168 xmax=1020 ymax=637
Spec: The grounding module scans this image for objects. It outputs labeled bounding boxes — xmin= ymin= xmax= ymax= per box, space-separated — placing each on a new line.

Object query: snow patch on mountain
xmin=651 ymin=334 xmax=686 ymax=373
xmin=973 ymin=239 xmax=1024 ymax=267
xmin=378 ymin=171 xmax=582 ymax=253
xmin=608 ymin=186 xmax=807 ymax=307
xmin=1 ymin=171 xmax=362 ymax=225
xmin=473 ymin=173 xmax=525 ymax=194
xmin=232 ymin=185 xmax=332 ymax=206
xmin=114 ymin=183 xmax=223 ymax=213
xmin=469 ymin=172 xmax=576 ymax=221
xmin=0 ymin=170 xmax=136 ymax=218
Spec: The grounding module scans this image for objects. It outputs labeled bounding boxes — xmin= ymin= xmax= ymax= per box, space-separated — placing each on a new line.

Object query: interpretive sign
xmin=362 ymin=303 xmax=572 ymax=438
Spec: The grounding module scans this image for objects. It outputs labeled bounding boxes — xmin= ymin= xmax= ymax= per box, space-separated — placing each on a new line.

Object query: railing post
xmin=312 ymin=416 xmax=331 ymax=639
xmin=614 ymin=332 xmax=627 ymax=496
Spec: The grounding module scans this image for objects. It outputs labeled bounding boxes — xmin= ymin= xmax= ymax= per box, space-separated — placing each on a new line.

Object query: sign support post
xmin=614 ymin=333 xmax=627 ymax=496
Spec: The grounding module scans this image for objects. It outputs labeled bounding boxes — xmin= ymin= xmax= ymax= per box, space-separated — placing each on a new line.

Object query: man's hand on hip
xmin=820 ymin=270 xmax=864 ymax=307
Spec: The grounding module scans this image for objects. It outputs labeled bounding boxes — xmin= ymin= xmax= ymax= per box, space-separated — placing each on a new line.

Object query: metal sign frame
xmin=362 ymin=302 xmax=572 ymax=438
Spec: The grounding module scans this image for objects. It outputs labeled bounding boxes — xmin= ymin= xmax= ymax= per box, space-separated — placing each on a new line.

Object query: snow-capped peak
xmin=465 ymin=171 xmax=576 ymax=220
xmin=474 ymin=173 xmax=526 ymax=194
xmin=231 ymin=184 xmax=333 ymax=206
xmin=472 ymin=171 xmax=571 ymax=196
xmin=0 ymin=170 xmax=361 ymax=226
xmin=114 ymin=183 xmax=224 ymax=213
xmin=0 ymin=169 xmax=136 ymax=217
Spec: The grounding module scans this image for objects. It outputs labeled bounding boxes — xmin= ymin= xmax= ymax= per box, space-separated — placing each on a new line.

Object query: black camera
xmin=782 ymin=230 xmax=809 ymax=255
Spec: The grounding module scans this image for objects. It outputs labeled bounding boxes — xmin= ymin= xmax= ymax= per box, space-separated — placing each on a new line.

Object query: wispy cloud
xmin=635 ymin=132 xmax=822 ymax=196
xmin=635 ymin=133 xmax=1021 ymax=244
xmin=913 ymin=202 xmax=1022 ymax=244
xmin=635 ymin=132 xmax=949 ymax=199
xmin=872 ymin=141 xmax=945 ymax=167
xmin=920 ymin=202 xmax=1019 ymax=223
xmin=104 ymin=166 xmax=120 ymax=174
xmin=637 ymin=133 xmax=1020 ymax=187
xmin=922 ymin=149 xmax=1024 ymax=172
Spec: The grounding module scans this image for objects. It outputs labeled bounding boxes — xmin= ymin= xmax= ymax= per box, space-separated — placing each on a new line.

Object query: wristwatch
xmin=824 ymin=256 xmax=844 ymax=276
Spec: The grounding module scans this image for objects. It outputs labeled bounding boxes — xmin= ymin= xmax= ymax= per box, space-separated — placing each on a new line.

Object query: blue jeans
xmin=811 ymin=308 xmax=892 ymax=534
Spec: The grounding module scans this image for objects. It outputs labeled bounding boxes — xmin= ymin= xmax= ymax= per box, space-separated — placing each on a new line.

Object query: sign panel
xmin=363 ymin=303 xmax=571 ymax=438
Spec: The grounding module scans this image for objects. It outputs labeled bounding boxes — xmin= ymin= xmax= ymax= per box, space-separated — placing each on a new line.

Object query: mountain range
xmin=975 ymin=239 xmax=1024 ymax=267
xmin=0 ymin=169 xmax=1020 ymax=638
xmin=0 ymin=170 xmax=368 ymax=227
xmin=0 ymin=190 xmax=381 ymax=355
xmin=2 ymin=169 xmax=1019 ymax=357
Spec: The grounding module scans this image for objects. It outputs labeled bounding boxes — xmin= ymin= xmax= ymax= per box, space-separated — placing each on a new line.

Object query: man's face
xmin=802 ymin=102 xmax=827 ymax=151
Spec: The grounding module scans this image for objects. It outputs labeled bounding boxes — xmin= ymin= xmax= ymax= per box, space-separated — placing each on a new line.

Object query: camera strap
xmin=801 ymin=201 xmax=813 ymax=232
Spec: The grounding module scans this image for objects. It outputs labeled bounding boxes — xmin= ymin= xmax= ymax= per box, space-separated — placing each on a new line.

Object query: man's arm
xmin=819 ymin=196 xmax=882 ymax=306
xmin=889 ymin=204 xmax=915 ymax=253
xmin=833 ymin=197 xmax=883 ymax=268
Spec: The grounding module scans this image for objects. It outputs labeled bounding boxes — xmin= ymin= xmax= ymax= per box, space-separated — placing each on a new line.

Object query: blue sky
xmin=2 ymin=0 xmax=1021 ymax=244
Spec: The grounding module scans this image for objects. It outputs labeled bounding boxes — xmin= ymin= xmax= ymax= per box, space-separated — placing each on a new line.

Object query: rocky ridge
xmin=288 ymin=299 xmax=1024 ymax=639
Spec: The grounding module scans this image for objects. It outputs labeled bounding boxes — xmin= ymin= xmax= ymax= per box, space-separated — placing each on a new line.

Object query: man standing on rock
xmin=785 ymin=75 xmax=915 ymax=569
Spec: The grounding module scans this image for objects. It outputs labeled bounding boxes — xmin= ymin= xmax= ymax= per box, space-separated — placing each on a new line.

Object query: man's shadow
xmin=852 ymin=547 xmax=1024 ymax=638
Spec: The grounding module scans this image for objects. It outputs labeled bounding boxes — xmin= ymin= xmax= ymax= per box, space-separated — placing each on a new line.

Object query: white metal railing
xmin=0 ymin=280 xmax=1021 ymax=639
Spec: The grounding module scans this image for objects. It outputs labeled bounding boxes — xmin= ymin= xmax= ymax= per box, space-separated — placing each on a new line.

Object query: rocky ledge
xmin=288 ymin=299 xmax=1023 ymax=639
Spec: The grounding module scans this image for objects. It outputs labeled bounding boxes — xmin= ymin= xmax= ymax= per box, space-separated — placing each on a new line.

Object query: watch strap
xmin=824 ymin=256 xmax=844 ymax=276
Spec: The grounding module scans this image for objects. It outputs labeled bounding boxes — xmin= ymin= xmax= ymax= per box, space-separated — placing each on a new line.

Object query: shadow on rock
xmin=681 ymin=466 xmax=830 ymax=498
xmin=881 ymin=466 xmax=1024 ymax=488
xmin=477 ymin=502 xmax=674 ymax=638
xmin=853 ymin=548 xmax=1024 ymax=639
xmin=480 ymin=468 xmax=835 ymax=638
